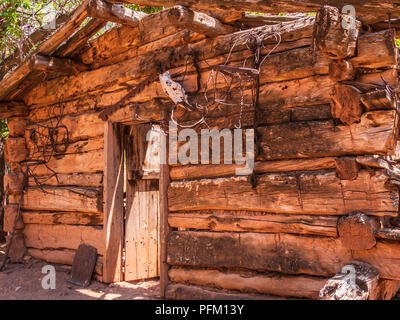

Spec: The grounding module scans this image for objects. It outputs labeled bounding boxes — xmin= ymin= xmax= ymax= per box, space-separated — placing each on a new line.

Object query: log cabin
xmin=2 ymin=0 xmax=400 ymax=300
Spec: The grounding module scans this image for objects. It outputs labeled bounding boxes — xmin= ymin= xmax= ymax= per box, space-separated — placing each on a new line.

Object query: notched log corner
xmin=313 ymin=5 xmax=361 ymax=59
xmin=335 ymin=157 xmax=359 ymax=180
xmin=338 ymin=213 xmax=379 ymax=250
xmin=319 ymin=261 xmax=379 ymax=300
xmin=331 ymin=84 xmax=363 ymax=125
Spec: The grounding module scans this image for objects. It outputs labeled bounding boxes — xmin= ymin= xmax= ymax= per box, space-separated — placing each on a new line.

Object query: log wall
xmin=15 ymin=7 xmax=400 ymax=299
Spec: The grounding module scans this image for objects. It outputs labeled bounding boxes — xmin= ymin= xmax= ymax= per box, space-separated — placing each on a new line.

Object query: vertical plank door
xmin=124 ymin=124 xmax=161 ymax=281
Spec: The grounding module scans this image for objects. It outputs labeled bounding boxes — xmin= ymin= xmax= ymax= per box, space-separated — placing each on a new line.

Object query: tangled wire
xmin=23 ymin=102 xmax=70 ymax=192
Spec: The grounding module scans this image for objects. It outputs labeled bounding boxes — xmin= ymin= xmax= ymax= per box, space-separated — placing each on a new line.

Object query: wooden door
xmin=124 ymin=124 xmax=161 ymax=281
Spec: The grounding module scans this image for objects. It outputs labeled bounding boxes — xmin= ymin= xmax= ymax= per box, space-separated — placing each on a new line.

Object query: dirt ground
xmin=0 ymin=243 xmax=160 ymax=300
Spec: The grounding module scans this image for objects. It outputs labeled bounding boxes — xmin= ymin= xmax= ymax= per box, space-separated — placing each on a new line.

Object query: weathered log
xmin=355 ymin=155 xmax=400 ymax=183
xmin=376 ymin=279 xmax=400 ymax=300
xmin=361 ymin=89 xmax=394 ymax=111
xmin=30 ymin=55 xmax=89 ymax=75
xmin=22 ymin=211 xmax=103 ymax=226
xmin=0 ymin=0 xmax=90 ymax=100
xmin=3 ymin=204 xmax=24 ymax=232
xmin=170 ymin=158 xmax=337 ymax=181
xmin=168 ymin=170 xmax=398 ymax=216
xmin=27 ymin=27 xmax=396 ymax=107
xmin=29 ymin=97 xmax=96 ymax=122
xmin=167 ymin=231 xmax=400 ymax=280
xmin=23 ymin=223 xmax=104 ymax=255
xmin=351 ymin=30 xmax=398 ymax=69
xmin=313 ymin=6 xmax=361 ymax=59
xmin=87 ymin=0 xmax=147 ymax=26
xmin=0 ymin=103 xmax=28 ymax=120
xmin=22 ymin=186 xmax=103 ymax=213
xmin=5 ymin=137 xmax=28 ymax=163
xmin=166 ymin=282 xmax=283 ymax=300
xmin=319 ymin=261 xmax=379 ymax=300
xmin=27 ymin=248 xmax=103 ymax=276
xmin=169 ymin=267 xmax=326 ymax=299
xmin=330 ymin=84 xmax=363 ymax=125
xmin=334 ymin=157 xmax=360 ymax=180
xmin=167 ymin=231 xmax=353 ymax=277
xmin=26 ymin=112 xmax=104 ymax=144
xmin=28 ymin=173 xmax=103 ymax=187
xmin=6 ymin=233 xmax=26 ymax=263
xmin=29 ymin=150 xmax=103 ymax=176
xmin=167 ymin=6 xmax=237 ymax=37
xmin=238 ymin=13 xmax=306 ymax=28
xmin=4 ymin=172 xmax=25 ymax=195
xmin=107 ymin=0 xmax=400 ymax=25
xmin=329 ymin=60 xmax=355 ymax=81
xmin=257 ymin=110 xmax=398 ymax=161
xmin=337 ymin=213 xmax=379 ymax=250
xmin=26 ymin=136 xmax=103 ymax=157
xmin=54 ymin=18 xmax=107 ymax=58
xmin=168 ymin=212 xmax=338 ymax=237
xmin=375 ymin=228 xmax=400 ymax=241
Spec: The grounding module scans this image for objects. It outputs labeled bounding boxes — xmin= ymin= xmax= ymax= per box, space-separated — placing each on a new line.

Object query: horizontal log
xmin=87 ymin=0 xmax=147 ymax=26
xmin=27 ymin=248 xmax=103 ymax=275
xmin=168 ymin=212 xmax=338 ymax=237
xmin=24 ymin=223 xmax=104 ymax=255
xmin=22 ymin=186 xmax=103 ymax=213
xmin=30 ymin=55 xmax=89 ymax=75
xmin=167 ymin=231 xmax=351 ymax=277
xmin=25 ymin=17 xmax=316 ymax=105
xmin=22 ymin=211 xmax=103 ymax=226
xmin=166 ymin=283 xmax=283 ymax=300
xmin=27 ymin=112 xmax=104 ymax=143
xmin=169 ymin=267 xmax=326 ymax=299
xmin=0 ymin=103 xmax=28 ymax=120
xmin=170 ymin=158 xmax=337 ymax=181
xmin=28 ymin=173 xmax=103 ymax=187
xmin=166 ymin=6 xmax=237 ymax=37
xmin=350 ymin=30 xmax=398 ymax=69
xmin=167 ymin=230 xmax=400 ymax=280
xmin=28 ymin=150 xmax=104 ymax=176
xmin=26 ymin=136 xmax=104 ymax=157
xmin=29 ymin=97 xmax=96 ymax=122
xmin=361 ymin=89 xmax=394 ymax=110
xmin=111 ymin=0 xmax=400 ymax=25
xmin=257 ymin=110 xmax=398 ymax=160
xmin=168 ymin=169 xmax=398 ymax=216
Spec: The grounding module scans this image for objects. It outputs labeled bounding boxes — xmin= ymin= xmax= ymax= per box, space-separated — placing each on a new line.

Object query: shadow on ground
xmin=0 ymin=243 xmax=160 ymax=300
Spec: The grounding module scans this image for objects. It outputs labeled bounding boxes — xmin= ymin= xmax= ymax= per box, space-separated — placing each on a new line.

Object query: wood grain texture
xmin=168 ymin=170 xmax=398 ymax=216
xmin=169 ymin=267 xmax=326 ymax=299
xmin=168 ymin=212 xmax=338 ymax=237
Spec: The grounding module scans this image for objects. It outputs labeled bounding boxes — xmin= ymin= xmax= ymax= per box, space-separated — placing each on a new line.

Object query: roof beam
xmin=87 ymin=0 xmax=147 ymax=27
xmin=167 ymin=6 xmax=237 ymax=37
xmin=105 ymin=0 xmax=400 ymax=24
xmin=54 ymin=18 xmax=107 ymax=58
xmin=31 ymin=55 xmax=89 ymax=75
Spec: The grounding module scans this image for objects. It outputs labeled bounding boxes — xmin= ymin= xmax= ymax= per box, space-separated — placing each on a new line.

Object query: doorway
xmin=123 ymin=124 xmax=161 ymax=281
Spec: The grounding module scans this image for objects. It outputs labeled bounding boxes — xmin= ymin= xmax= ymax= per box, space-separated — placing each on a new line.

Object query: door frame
xmin=103 ymin=117 xmax=170 ymax=298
